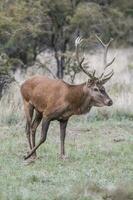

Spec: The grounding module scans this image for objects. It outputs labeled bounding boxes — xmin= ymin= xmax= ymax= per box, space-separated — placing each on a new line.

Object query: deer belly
xmin=58 ymin=110 xmax=73 ymax=120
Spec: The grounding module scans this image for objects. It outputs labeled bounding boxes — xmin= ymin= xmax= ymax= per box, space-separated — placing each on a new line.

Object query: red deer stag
xmin=21 ymin=35 xmax=115 ymax=160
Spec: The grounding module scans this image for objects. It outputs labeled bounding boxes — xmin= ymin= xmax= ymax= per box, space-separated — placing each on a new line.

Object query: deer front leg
xmin=59 ymin=119 xmax=68 ymax=159
xmin=24 ymin=117 xmax=50 ymax=160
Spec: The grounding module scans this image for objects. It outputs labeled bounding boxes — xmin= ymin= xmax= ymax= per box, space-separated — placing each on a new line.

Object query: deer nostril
xmin=107 ymin=99 xmax=113 ymax=106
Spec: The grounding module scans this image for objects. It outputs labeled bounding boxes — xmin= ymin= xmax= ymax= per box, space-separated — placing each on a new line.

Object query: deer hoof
xmin=23 ymin=158 xmax=36 ymax=165
xmin=23 ymin=155 xmax=28 ymax=160
xmin=24 ymin=153 xmax=37 ymax=160
xmin=60 ymin=155 xmax=69 ymax=160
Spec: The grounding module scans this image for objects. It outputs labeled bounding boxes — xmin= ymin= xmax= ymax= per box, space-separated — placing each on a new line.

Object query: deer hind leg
xmin=24 ymin=117 xmax=50 ymax=160
xmin=24 ymin=100 xmax=34 ymax=150
xmin=59 ymin=119 xmax=68 ymax=159
xmin=30 ymin=110 xmax=42 ymax=158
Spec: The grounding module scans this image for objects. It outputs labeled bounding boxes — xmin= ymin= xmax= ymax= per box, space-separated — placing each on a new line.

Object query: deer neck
xmin=77 ymin=90 xmax=92 ymax=114
xmin=69 ymin=83 xmax=93 ymax=115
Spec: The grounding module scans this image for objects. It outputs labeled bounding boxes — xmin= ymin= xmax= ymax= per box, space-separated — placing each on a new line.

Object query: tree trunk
xmin=19 ymin=51 xmax=28 ymax=65
xmin=56 ymin=55 xmax=65 ymax=79
xmin=33 ymin=40 xmax=38 ymax=61
xmin=51 ymin=30 xmax=68 ymax=79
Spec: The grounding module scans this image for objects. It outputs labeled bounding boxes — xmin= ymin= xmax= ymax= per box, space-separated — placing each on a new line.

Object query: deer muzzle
xmin=106 ymin=99 xmax=113 ymax=106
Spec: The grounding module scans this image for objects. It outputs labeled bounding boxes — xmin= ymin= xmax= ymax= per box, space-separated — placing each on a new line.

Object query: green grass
xmin=0 ymin=118 xmax=133 ymax=200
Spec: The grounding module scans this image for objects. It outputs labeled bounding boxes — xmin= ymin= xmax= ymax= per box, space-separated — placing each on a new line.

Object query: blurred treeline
xmin=0 ymin=0 xmax=133 ymax=82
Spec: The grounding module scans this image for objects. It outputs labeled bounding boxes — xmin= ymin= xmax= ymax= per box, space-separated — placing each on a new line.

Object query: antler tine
xmin=103 ymin=69 xmax=114 ymax=78
xmin=101 ymin=70 xmax=114 ymax=84
xmin=99 ymin=69 xmax=113 ymax=80
xmin=95 ymin=34 xmax=115 ymax=70
xmin=105 ymin=57 xmax=115 ymax=69
xmin=95 ymin=34 xmax=115 ymax=83
xmin=75 ymin=37 xmax=95 ymax=79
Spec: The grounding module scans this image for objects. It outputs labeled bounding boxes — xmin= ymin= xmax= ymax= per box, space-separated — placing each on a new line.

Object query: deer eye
xmin=94 ymin=88 xmax=99 ymax=92
xmin=100 ymin=88 xmax=105 ymax=93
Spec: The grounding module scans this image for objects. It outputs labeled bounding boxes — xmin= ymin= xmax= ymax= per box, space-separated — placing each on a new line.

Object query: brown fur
xmin=21 ymin=76 xmax=89 ymax=114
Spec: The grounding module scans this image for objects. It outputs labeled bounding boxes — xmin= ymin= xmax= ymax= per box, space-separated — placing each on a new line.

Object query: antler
xmin=75 ymin=35 xmax=115 ymax=84
xmin=95 ymin=34 xmax=115 ymax=83
xmin=75 ymin=37 xmax=96 ymax=80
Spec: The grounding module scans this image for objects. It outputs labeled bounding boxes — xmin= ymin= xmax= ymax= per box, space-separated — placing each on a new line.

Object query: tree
xmin=43 ymin=0 xmax=73 ymax=78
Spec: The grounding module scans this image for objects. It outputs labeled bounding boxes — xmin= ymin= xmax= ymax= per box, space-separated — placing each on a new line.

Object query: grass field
xmin=0 ymin=117 xmax=133 ymax=200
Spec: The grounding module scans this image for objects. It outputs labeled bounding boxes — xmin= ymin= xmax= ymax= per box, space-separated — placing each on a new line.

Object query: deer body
xmin=21 ymin=35 xmax=115 ymax=160
xmin=21 ymin=75 xmax=92 ymax=118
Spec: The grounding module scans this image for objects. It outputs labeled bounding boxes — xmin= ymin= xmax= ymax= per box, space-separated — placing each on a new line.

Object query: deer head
xmin=75 ymin=35 xmax=115 ymax=107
